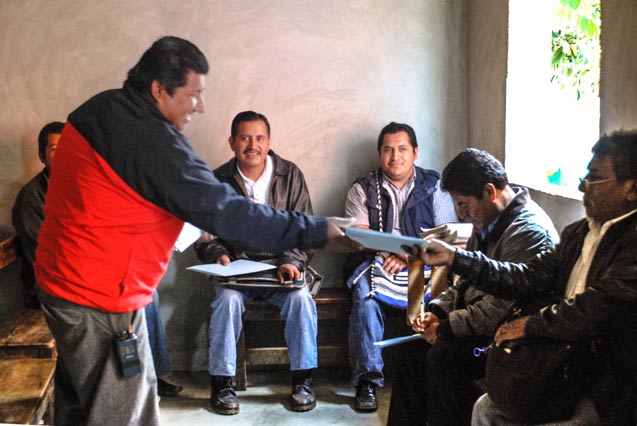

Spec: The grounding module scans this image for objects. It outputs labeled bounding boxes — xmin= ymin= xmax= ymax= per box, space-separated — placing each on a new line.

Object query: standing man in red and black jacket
xmin=34 ymin=36 xmax=353 ymax=426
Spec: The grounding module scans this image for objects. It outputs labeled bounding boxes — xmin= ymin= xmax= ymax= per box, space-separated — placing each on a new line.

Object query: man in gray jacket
xmin=387 ymin=148 xmax=559 ymax=426
xmin=195 ymin=111 xmax=317 ymax=415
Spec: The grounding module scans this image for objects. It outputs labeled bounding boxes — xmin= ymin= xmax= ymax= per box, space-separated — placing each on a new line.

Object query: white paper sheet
xmin=186 ymin=259 xmax=277 ymax=277
xmin=345 ymin=227 xmax=428 ymax=254
xmin=174 ymin=222 xmax=202 ymax=252
xmin=373 ymin=333 xmax=422 ymax=348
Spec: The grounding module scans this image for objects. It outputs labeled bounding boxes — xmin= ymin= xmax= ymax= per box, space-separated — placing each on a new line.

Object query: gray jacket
xmin=428 ymin=187 xmax=559 ymax=339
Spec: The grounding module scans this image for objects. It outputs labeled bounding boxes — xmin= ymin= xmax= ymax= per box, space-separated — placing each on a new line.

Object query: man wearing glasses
xmin=422 ymin=130 xmax=637 ymax=425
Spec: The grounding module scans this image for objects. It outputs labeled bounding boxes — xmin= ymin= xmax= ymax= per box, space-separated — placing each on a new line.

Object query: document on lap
xmin=344 ymin=227 xmax=429 ymax=255
xmin=187 ymin=260 xmax=304 ymax=290
xmin=187 ymin=259 xmax=276 ymax=277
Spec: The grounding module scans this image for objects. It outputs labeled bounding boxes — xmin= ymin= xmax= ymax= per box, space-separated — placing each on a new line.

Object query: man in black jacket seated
xmin=386 ymin=148 xmax=558 ymax=426
xmin=421 ymin=130 xmax=637 ymax=426
xmin=12 ymin=121 xmax=64 ymax=308
xmin=195 ymin=111 xmax=318 ymax=414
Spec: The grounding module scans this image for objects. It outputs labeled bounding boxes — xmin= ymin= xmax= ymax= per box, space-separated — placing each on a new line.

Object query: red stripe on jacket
xmin=35 ymin=122 xmax=183 ymax=312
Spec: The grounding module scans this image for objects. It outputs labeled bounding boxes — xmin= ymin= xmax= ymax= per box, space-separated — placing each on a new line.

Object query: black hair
xmin=592 ymin=130 xmax=637 ymax=181
xmin=441 ymin=148 xmax=508 ymax=198
xmin=377 ymin=122 xmax=418 ymax=154
xmin=126 ymin=36 xmax=209 ymax=96
xmin=38 ymin=121 xmax=65 ymax=159
xmin=230 ymin=111 xmax=271 ymax=138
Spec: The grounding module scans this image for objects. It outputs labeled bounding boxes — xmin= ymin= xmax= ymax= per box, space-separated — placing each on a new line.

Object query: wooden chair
xmin=235 ymin=288 xmax=351 ymax=391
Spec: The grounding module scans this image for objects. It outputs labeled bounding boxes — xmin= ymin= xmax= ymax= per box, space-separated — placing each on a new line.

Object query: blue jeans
xmin=145 ymin=291 xmax=171 ymax=378
xmin=348 ymin=269 xmax=387 ymax=387
xmin=208 ymin=284 xmax=318 ymax=376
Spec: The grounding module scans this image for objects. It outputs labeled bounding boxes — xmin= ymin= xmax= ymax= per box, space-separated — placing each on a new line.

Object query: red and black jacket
xmin=35 ymin=83 xmax=326 ymax=312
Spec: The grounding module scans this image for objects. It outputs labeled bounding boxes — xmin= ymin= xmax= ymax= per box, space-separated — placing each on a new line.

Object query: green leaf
xmin=552 ymin=49 xmax=565 ymax=66
xmin=569 ymin=0 xmax=581 ymax=9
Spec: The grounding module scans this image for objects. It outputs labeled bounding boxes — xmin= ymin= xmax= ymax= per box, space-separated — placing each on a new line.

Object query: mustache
xmin=242 ymin=148 xmax=261 ymax=155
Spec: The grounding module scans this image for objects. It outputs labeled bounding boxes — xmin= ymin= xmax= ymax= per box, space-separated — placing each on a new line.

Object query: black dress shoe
xmin=210 ymin=375 xmax=239 ymax=415
xmin=157 ymin=378 xmax=184 ymax=397
xmin=355 ymin=381 xmax=378 ymax=412
xmin=289 ymin=370 xmax=316 ymax=412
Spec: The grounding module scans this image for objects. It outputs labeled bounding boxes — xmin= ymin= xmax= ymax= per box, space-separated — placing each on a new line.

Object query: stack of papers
xmin=187 ymin=260 xmax=304 ymax=291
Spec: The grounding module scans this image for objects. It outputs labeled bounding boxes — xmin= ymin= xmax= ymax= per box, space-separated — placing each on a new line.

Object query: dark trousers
xmin=37 ymin=288 xmax=159 ymax=426
xmin=145 ymin=291 xmax=171 ymax=378
xmin=387 ymin=336 xmax=490 ymax=426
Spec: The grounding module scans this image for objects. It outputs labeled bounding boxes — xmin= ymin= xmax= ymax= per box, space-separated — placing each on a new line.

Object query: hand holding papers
xmin=326 ymin=217 xmax=362 ymax=251
xmin=420 ymin=222 xmax=473 ymax=245
xmin=344 ymin=227 xmax=429 ymax=255
xmin=174 ymin=222 xmax=202 ymax=252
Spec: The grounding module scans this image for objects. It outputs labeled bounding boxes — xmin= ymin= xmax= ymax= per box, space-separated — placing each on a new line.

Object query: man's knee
xmin=351 ymin=293 xmax=382 ymax=321
xmin=285 ymin=287 xmax=313 ymax=307
xmin=426 ymin=339 xmax=460 ymax=368
xmin=211 ymin=288 xmax=244 ymax=314
xmin=471 ymin=393 xmax=497 ymax=426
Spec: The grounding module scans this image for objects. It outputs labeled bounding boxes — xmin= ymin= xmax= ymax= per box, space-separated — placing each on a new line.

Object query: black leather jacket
xmin=429 ymin=187 xmax=558 ymax=338
xmin=452 ymin=210 xmax=637 ymax=415
xmin=194 ymin=150 xmax=313 ymax=271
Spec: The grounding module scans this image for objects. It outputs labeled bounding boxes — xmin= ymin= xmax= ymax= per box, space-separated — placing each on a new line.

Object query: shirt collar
xmin=587 ymin=208 xmax=637 ymax=234
xmin=236 ymin=154 xmax=273 ymax=185
xmin=479 ymin=219 xmax=498 ymax=240
xmin=381 ymin=166 xmax=417 ymax=191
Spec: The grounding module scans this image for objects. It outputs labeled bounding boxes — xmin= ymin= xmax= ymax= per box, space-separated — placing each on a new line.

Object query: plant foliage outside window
xmin=550 ymin=0 xmax=601 ymax=100
xmin=506 ymin=0 xmax=601 ymax=199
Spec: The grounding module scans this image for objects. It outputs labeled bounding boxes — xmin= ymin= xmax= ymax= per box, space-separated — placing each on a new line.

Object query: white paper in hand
xmin=345 ymin=227 xmax=428 ymax=254
xmin=174 ymin=222 xmax=202 ymax=252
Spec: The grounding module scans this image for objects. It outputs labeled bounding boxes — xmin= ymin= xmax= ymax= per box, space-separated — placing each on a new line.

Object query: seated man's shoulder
xmin=414 ymin=166 xmax=441 ymax=181
xmin=15 ymin=172 xmax=47 ymax=206
xmin=275 ymin=153 xmax=304 ymax=175
xmin=213 ymin=158 xmax=236 ymax=179
xmin=514 ymin=201 xmax=559 ymax=242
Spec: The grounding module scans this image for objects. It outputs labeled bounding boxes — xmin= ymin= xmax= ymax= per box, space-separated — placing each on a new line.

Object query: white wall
xmin=0 ymin=0 xmax=468 ymax=366
xmin=466 ymin=0 xmax=637 ymax=235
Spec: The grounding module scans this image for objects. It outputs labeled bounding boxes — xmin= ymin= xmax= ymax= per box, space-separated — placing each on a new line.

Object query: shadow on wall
xmin=159 ymin=248 xmax=216 ymax=372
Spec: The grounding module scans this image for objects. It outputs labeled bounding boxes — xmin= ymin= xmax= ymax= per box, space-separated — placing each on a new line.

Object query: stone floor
xmin=159 ymin=368 xmax=391 ymax=426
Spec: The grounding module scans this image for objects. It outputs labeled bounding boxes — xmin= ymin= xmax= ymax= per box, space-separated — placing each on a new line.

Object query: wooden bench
xmin=0 ymin=310 xmax=57 ymax=360
xmin=0 ymin=309 xmax=57 ymax=424
xmin=235 ymin=287 xmax=351 ymax=391
xmin=0 ymin=358 xmax=55 ymax=424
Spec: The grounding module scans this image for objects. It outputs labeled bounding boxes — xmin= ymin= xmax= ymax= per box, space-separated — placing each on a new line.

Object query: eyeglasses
xmin=578 ymin=177 xmax=616 ymax=191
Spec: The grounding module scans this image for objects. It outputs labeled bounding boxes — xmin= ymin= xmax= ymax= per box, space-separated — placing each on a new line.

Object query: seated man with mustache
xmin=195 ymin=111 xmax=318 ymax=415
